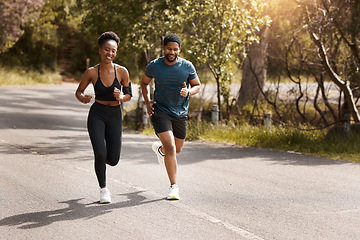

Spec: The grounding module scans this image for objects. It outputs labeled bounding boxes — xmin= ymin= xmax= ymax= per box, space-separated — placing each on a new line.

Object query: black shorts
xmin=151 ymin=106 xmax=187 ymax=139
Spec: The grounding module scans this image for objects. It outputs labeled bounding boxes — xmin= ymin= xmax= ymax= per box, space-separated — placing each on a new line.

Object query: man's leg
xmin=157 ymin=131 xmax=177 ymax=185
xmin=174 ymin=137 xmax=185 ymax=153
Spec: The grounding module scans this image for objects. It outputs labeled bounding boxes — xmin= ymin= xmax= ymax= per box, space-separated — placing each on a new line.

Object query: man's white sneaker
xmin=100 ymin=187 xmax=111 ymax=204
xmin=167 ymin=184 xmax=180 ymax=200
xmin=152 ymin=141 xmax=165 ymax=165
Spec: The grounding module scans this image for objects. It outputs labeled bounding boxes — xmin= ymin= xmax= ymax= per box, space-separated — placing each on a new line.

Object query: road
xmin=0 ymin=84 xmax=359 ymax=240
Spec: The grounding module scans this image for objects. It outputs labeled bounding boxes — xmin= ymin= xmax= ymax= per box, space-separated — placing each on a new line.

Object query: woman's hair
xmin=98 ymin=31 xmax=120 ymax=47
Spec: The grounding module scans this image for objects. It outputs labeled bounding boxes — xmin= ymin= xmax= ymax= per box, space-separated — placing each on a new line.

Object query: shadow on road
xmin=0 ymin=191 xmax=164 ymax=229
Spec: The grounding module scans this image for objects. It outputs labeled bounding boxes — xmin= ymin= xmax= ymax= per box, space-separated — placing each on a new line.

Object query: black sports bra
xmin=94 ymin=64 xmax=121 ymax=101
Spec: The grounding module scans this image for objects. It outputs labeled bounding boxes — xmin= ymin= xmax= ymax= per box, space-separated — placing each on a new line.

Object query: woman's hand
xmin=114 ymin=87 xmax=124 ymax=101
xmin=82 ymin=95 xmax=93 ymax=104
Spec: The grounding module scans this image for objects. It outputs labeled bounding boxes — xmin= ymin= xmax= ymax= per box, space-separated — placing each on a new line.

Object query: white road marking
xmin=118 ymin=178 xmax=265 ymax=240
xmin=73 ymin=150 xmax=265 ymax=239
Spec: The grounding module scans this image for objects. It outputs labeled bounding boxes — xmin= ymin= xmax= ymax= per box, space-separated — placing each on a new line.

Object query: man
xmin=141 ymin=33 xmax=201 ymax=200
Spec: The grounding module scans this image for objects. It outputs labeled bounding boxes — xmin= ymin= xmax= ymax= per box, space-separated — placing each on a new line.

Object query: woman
xmin=75 ymin=31 xmax=132 ymax=204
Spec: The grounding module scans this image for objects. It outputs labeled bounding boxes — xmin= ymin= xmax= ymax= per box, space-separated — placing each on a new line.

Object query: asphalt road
xmin=0 ymin=84 xmax=359 ymax=240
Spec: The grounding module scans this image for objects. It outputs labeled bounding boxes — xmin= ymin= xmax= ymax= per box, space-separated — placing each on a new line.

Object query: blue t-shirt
xmin=144 ymin=57 xmax=198 ymax=117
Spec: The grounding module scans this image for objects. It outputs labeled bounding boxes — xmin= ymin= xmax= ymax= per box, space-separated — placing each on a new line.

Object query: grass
xmin=0 ymin=67 xmax=62 ymax=85
xmin=183 ymin=120 xmax=360 ymax=163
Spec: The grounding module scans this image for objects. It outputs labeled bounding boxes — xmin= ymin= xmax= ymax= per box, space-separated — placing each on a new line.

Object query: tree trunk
xmin=216 ymin=76 xmax=221 ymax=121
xmin=310 ymin=32 xmax=360 ymax=122
xmin=237 ymin=26 xmax=269 ymax=109
xmin=207 ymin=63 xmax=221 ymax=122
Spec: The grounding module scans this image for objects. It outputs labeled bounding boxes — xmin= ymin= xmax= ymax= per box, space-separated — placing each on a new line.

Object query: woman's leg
xmin=87 ymin=104 xmax=107 ymax=188
xmin=105 ymin=105 xmax=122 ymax=166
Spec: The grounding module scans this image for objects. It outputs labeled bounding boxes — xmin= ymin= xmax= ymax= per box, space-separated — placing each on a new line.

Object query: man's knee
xmin=163 ymin=142 xmax=176 ymax=155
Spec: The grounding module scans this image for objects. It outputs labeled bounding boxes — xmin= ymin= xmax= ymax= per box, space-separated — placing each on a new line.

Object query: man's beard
xmin=165 ymin=54 xmax=177 ymax=62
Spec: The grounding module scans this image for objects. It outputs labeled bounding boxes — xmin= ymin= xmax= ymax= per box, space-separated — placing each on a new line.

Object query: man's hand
xmin=146 ymin=101 xmax=156 ymax=116
xmin=180 ymin=82 xmax=189 ymax=97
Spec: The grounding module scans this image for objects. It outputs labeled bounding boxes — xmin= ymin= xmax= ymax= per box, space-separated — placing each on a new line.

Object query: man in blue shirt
xmin=141 ymin=33 xmax=201 ymax=200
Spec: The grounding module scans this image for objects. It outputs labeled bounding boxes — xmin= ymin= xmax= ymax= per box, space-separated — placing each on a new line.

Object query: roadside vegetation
xmin=141 ymin=118 xmax=360 ymax=165
xmin=142 ymin=119 xmax=360 ymax=164
xmin=141 ymin=96 xmax=360 ymax=163
xmin=185 ymin=120 xmax=360 ymax=163
xmin=0 ymin=67 xmax=61 ymax=85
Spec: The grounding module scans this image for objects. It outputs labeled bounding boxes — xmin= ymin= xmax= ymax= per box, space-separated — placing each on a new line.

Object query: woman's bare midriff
xmin=95 ymin=99 xmax=120 ymax=106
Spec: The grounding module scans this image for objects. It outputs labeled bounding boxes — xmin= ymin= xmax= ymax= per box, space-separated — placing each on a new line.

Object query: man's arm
xmin=140 ymin=74 xmax=155 ymax=116
xmin=188 ymin=77 xmax=201 ymax=96
xmin=180 ymin=77 xmax=201 ymax=97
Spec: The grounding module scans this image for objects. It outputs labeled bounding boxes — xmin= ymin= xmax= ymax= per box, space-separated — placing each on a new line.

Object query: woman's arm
xmin=75 ymin=68 xmax=94 ymax=104
xmin=114 ymin=66 xmax=131 ymax=102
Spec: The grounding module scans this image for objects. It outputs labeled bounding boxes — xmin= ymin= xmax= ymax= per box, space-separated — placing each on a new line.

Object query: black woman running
xmin=75 ymin=31 xmax=132 ymax=204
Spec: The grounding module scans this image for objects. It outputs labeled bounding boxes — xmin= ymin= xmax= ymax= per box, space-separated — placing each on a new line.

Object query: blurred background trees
xmin=1 ymin=0 xmax=359 ymax=127
xmin=0 ymin=0 xmax=44 ymax=53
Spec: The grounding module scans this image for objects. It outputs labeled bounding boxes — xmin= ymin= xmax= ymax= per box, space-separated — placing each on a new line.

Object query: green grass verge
xmin=185 ymin=120 xmax=360 ymax=163
xmin=0 ymin=67 xmax=62 ymax=85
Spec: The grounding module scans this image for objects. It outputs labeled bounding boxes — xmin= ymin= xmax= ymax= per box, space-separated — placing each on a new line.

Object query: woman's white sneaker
xmin=100 ymin=187 xmax=111 ymax=204
xmin=167 ymin=184 xmax=180 ymax=200
xmin=152 ymin=141 xmax=165 ymax=164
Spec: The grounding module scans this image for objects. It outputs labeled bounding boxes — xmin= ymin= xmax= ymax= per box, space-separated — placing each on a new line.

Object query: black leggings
xmin=87 ymin=101 xmax=122 ymax=188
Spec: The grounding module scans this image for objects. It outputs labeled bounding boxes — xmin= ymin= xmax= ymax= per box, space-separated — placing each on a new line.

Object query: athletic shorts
xmin=151 ymin=106 xmax=187 ymax=139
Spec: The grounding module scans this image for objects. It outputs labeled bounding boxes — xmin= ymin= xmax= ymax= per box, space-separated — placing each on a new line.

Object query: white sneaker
xmin=100 ymin=187 xmax=111 ymax=204
xmin=152 ymin=141 xmax=164 ymax=164
xmin=167 ymin=184 xmax=180 ymax=200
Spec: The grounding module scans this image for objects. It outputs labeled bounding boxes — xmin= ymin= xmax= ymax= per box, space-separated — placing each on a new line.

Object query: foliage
xmin=267 ymin=0 xmax=308 ymax=78
xmin=78 ymin=0 xmax=183 ymax=78
xmin=0 ymin=0 xmax=83 ymax=71
xmin=129 ymin=1 xmax=182 ymax=57
xmin=0 ymin=0 xmax=44 ymax=53
xmin=173 ymin=0 xmax=270 ymax=115
xmin=0 ymin=27 xmax=57 ymax=71
xmin=80 ymin=0 xmax=141 ymax=47
xmin=302 ymin=0 xmax=360 ymax=122
xmin=303 ymin=0 xmax=360 ymax=86
xmin=254 ymin=0 xmax=360 ymax=126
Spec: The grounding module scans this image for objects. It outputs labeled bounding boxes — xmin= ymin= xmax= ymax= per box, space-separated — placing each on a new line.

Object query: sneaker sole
xmin=152 ymin=143 xmax=164 ymax=164
xmin=167 ymin=196 xmax=180 ymax=200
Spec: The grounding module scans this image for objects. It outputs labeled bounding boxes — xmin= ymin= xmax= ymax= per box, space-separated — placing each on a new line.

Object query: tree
xmin=175 ymin=0 xmax=269 ymax=121
xmin=304 ymin=0 xmax=360 ymax=122
xmin=0 ymin=0 xmax=44 ymax=53
xmin=0 ymin=0 xmax=86 ymax=71
xmin=239 ymin=0 xmax=360 ymax=126
xmin=237 ymin=25 xmax=269 ymax=109
xmin=80 ymin=0 xmax=182 ymax=69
